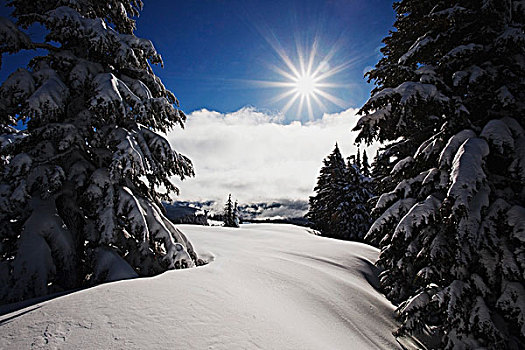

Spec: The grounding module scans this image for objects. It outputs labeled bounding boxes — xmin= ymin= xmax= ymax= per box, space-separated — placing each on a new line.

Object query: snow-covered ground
xmin=0 ymin=224 xmax=410 ymax=349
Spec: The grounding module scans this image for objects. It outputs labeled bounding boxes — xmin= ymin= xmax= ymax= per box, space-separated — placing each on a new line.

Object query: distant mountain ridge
xmin=163 ymin=199 xmax=310 ymax=226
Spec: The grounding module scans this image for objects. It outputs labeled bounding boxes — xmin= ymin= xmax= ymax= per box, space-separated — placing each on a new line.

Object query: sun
xmin=294 ymin=74 xmax=317 ymax=97
xmin=251 ymin=37 xmax=350 ymax=120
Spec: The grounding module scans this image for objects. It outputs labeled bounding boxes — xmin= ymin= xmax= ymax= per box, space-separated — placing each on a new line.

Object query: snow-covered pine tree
xmin=355 ymin=1 xmax=525 ymax=348
xmin=341 ymin=154 xmax=373 ymax=241
xmin=307 ymin=144 xmax=346 ymax=237
xmin=0 ymin=0 xmax=201 ymax=305
xmin=307 ymin=144 xmax=372 ymax=241
xmin=223 ymin=194 xmax=238 ymax=228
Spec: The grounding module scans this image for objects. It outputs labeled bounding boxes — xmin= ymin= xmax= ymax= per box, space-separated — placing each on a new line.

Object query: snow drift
xmin=0 ymin=224 xmax=408 ymax=349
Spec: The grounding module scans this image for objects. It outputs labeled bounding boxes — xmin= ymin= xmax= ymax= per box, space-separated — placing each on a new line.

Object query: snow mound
xmin=0 ymin=224 xmax=406 ymax=349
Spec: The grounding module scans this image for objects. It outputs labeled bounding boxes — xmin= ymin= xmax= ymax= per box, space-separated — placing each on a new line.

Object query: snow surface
xmin=0 ymin=224 xmax=406 ymax=349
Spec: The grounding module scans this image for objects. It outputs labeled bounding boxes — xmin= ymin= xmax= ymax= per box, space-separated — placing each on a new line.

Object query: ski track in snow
xmin=0 ymin=224 xmax=402 ymax=349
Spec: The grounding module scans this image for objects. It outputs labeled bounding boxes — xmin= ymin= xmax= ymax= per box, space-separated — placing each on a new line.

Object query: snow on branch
xmin=108 ymin=126 xmax=147 ymax=179
xmin=90 ymin=72 xmax=141 ymax=121
xmin=68 ymin=59 xmax=103 ymax=91
xmin=26 ymin=68 xmax=69 ymax=120
xmin=369 ymin=81 xmax=449 ymax=106
xmin=136 ymin=196 xmax=196 ymax=269
xmin=45 ymin=6 xmax=162 ymax=69
xmin=447 ymin=138 xmax=489 ymax=210
xmin=452 ymin=65 xmax=485 ymax=87
xmin=0 ymin=68 xmax=35 ymax=113
xmin=375 ymin=191 xmax=398 ymax=213
xmin=0 ymin=17 xmax=32 ymax=67
xmin=398 ymin=34 xmax=435 ymax=65
xmin=444 ymin=44 xmax=483 ymax=61
xmin=118 ymin=187 xmax=149 ymax=243
xmin=120 ymin=74 xmax=153 ymax=100
xmin=391 ymin=156 xmax=414 ymax=176
xmin=36 ymin=123 xmax=82 ymax=152
xmin=480 ymin=119 xmax=514 ymax=154
xmin=429 ymin=5 xmax=469 ymax=19
xmin=393 ymin=195 xmax=441 ymax=241
xmin=142 ymin=98 xmax=183 ymax=131
xmin=507 ymin=205 xmax=525 ymax=243
xmin=119 ymin=33 xmax=163 ymax=66
xmin=438 ymin=129 xmax=476 ymax=168
xmin=366 ymin=198 xmax=417 ymax=243
xmin=414 ymin=131 xmax=444 ymax=160
xmin=355 ymin=105 xmax=391 ymax=129
xmin=140 ymin=126 xmax=194 ymax=180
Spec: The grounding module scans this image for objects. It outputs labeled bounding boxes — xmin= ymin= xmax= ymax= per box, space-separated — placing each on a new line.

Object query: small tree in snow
xmin=355 ymin=0 xmax=525 ymax=348
xmin=0 ymin=0 xmax=200 ymax=305
xmin=223 ymin=194 xmax=239 ymax=228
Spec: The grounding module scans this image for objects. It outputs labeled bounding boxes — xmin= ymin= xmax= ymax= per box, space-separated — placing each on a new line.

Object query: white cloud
xmin=165 ymin=107 xmax=378 ymax=204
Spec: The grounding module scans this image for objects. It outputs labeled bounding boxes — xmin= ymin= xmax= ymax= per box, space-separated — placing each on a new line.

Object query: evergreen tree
xmin=370 ymin=149 xmax=387 ymax=189
xmin=356 ymin=147 xmax=361 ymax=169
xmin=355 ymin=1 xmax=525 ymax=348
xmin=361 ymin=149 xmax=370 ymax=177
xmin=224 ymin=194 xmax=233 ymax=226
xmin=307 ymin=144 xmax=345 ymax=237
xmin=342 ymin=156 xmax=374 ymax=241
xmin=307 ymin=144 xmax=372 ymax=241
xmin=0 ymin=0 xmax=200 ymax=305
xmin=223 ymin=194 xmax=239 ymax=228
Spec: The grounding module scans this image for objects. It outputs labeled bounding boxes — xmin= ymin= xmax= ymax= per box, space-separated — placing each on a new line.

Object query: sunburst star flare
xmin=251 ymin=36 xmax=352 ymax=121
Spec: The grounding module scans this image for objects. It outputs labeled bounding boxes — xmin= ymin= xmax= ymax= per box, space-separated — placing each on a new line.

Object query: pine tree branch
xmin=31 ymin=42 xmax=60 ymax=52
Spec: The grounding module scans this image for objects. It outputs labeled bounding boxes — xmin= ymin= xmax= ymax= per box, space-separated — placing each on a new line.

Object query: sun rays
xmin=251 ymin=35 xmax=351 ymax=120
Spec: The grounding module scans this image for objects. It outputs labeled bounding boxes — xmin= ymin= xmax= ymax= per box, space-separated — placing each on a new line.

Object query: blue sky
xmin=0 ymin=1 xmax=395 ymax=204
xmin=135 ymin=0 xmax=395 ymax=121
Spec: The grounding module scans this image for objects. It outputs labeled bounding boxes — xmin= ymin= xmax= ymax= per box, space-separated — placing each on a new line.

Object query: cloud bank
xmin=165 ymin=107 xmax=377 ymax=204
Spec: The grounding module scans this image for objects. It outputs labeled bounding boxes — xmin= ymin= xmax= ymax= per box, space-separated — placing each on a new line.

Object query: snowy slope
xmin=0 ymin=224 xmax=407 ymax=349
